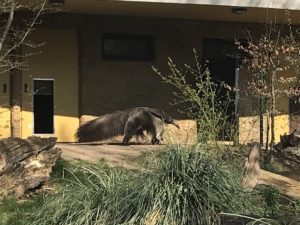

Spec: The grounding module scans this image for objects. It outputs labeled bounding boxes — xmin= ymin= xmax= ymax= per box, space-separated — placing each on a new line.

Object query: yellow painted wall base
xmin=239 ymin=114 xmax=290 ymax=144
xmin=0 ymin=107 xmax=11 ymax=138
xmin=164 ymin=120 xmax=197 ymax=145
xmin=20 ymin=111 xmax=79 ymax=142
xmin=55 ymin=116 xmax=79 ymax=142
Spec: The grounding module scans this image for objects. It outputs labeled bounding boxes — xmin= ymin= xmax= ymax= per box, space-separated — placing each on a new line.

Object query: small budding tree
xmin=236 ymin=21 xmax=300 ymax=152
xmin=0 ymin=0 xmax=50 ymax=134
xmin=153 ymin=49 xmax=234 ymax=144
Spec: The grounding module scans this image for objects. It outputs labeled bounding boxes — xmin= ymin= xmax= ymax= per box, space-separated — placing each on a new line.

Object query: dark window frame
xmin=202 ymin=38 xmax=246 ymax=60
xmin=101 ymin=33 xmax=155 ymax=61
xmin=48 ymin=0 xmax=64 ymax=5
xmin=289 ymin=86 xmax=300 ymax=116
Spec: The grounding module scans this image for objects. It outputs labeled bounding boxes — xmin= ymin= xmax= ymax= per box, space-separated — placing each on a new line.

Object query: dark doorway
xmin=202 ymin=38 xmax=240 ymax=140
xmin=290 ymin=86 xmax=300 ymax=116
xmin=202 ymin=38 xmax=239 ymax=87
xmin=33 ymin=79 xmax=54 ymax=134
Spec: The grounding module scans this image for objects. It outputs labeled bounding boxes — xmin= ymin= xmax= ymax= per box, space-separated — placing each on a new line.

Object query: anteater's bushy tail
xmin=75 ymin=110 xmax=130 ymax=142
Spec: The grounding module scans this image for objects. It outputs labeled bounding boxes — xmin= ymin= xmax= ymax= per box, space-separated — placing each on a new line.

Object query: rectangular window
xmin=102 ymin=34 xmax=154 ymax=60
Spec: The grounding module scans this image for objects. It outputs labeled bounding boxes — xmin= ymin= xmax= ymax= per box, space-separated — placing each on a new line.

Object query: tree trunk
xmin=0 ymin=136 xmax=61 ymax=198
xmin=265 ymin=114 xmax=270 ymax=151
xmin=270 ymin=68 xmax=276 ymax=158
xmin=0 ymin=0 xmax=15 ymax=53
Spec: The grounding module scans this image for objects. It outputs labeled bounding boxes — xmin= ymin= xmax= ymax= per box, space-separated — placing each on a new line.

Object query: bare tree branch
xmin=0 ymin=0 xmax=15 ymax=53
xmin=0 ymin=0 xmax=47 ymax=64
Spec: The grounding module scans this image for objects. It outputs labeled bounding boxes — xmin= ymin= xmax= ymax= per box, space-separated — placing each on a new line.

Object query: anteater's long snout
xmin=171 ymin=120 xmax=180 ymax=129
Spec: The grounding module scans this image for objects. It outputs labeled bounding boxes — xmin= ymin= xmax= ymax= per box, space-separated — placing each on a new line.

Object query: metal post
xmin=234 ymin=58 xmax=240 ymax=144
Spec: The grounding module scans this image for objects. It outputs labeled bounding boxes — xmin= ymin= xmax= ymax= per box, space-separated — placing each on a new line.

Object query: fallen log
xmin=243 ymin=142 xmax=300 ymax=199
xmin=258 ymin=170 xmax=300 ymax=199
xmin=0 ymin=136 xmax=61 ymax=198
xmin=220 ymin=213 xmax=300 ymax=225
xmin=222 ymin=143 xmax=300 ymax=224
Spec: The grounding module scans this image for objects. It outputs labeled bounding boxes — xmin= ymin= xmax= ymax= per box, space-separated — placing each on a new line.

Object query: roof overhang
xmin=32 ymin=0 xmax=300 ymax=24
xmin=111 ymin=0 xmax=300 ymax=10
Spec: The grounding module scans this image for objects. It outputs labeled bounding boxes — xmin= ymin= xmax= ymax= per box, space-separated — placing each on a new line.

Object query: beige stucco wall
xmin=77 ymin=16 xmax=295 ymax=144
xmin=3 ymin=13 xmax=294 ymax=143
xmin=0 ymin=72 xmax=11 ymax=138
xmin=76 ymin=16 xmax=257 ymax=118
xmin=40 ymin=14 xmax=294 ymax=143
xmin=21 ymin=28 xmax=79 ymax=142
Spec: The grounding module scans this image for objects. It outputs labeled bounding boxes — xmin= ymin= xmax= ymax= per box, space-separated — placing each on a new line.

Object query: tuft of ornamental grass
xmin=0 ymin=196 xmax=43 ymax=225
xmin=33 ymin=163 xmax=134 ymax=225
xmin=112 ymin=145 xmax=263 ymax=225
xmin=34 ymin=145 xmax=264 ymax=225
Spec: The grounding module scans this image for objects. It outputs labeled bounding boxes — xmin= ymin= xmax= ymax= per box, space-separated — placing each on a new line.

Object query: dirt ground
xmin=56 ymin=143 xmax=166 ymax=169
xmin=57 ymin=142 xmax=300 ymax=199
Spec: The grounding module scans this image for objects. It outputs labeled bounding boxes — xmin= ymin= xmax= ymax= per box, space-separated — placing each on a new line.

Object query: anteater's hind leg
xmin=123 ymin=118 xmax=140 ymax=145
xmin=136 ymin=129 xmax=149 ymax=144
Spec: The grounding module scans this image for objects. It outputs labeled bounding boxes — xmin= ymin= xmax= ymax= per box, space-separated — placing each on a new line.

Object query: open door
xmin=202 ymin=38 xmax=240 ymax=141
xmin=33 ymin=79 xmax=54 ymax=134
